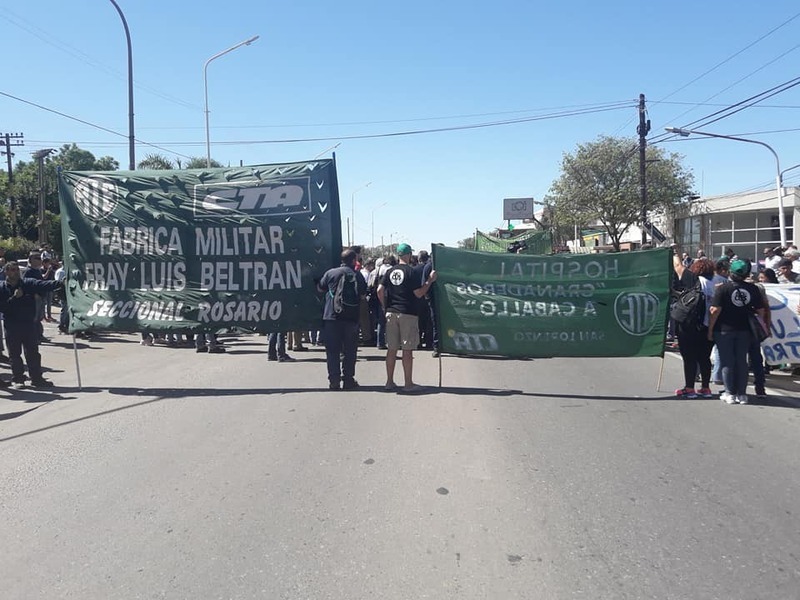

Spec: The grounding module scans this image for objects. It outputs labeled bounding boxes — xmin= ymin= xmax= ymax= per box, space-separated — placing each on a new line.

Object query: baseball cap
xmin=396 ymin=243 xmax=413 ymax=256
xmin=729 ymin=259 xmax=750 ymax=277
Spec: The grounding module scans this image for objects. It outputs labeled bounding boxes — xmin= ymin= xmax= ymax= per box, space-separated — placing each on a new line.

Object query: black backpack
xmin=331 ymin=269 xmax=360 ymax=318
xmin=670 ymin=280 xmax=705 ymax=327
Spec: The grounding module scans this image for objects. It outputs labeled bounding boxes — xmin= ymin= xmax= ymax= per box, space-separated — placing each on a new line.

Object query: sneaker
xmin=698 ymin=387 xmax=714 ymax=398
xmin=11 ymin=381 xmax=25 ymax=389
xmin=140 ymin=337 xmax=153 ymax=347
xmin=277 ymin=354 xmax=295 ymax=362
xmin=401 ymin=384 xmax=425 ymax=393
xmin=342 ymin=379 xmax=360 ymax=390
xmin=195 ymin=346 xmax=209 ymax=353
xmin=675 ymin=387 xmax=698 ymax=399
xmin=736 ymin=394 xmax=749 ymax=405
xmin=720 ymin=392 xmax=737 ymax=404
xmin=328 ymin=382 xmax=341 ymax=391
xmin=267 ymin=355 xmax=278 ymax=362
xmin=384 ymin=382 xmax=398 ymax=392
xmin=432 ymin=350 xmax=440 ymax=358
xmin=30 ymin=379 xmax=54 ymax=388
xmin=755 ymin=387 xmax=767 ymax=398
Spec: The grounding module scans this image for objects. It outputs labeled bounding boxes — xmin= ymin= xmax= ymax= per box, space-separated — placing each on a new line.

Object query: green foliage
xmin=456 ymin=235 xmax=476 ymax=249
xmin=0 ymin=237 xmax=40 ymax=261
xmin=138 ymin=154 xmax=176 ymax=170
xmin=184 ymin=157 xmax=223 ymax=169
xmin=546 ymin=136 xmax=694 ymax=251
xmin=4 ymin=143 xmax=120 ymax=254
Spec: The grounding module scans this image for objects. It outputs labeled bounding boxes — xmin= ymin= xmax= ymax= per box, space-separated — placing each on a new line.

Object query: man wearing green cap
xmin=707 ymin=259 xmax=766 ymax=405
xmin=377 ymin=243 xmax=437 ymax=392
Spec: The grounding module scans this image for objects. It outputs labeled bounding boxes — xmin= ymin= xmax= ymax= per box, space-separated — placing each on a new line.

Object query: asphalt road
xmin=1 ymin=322 xmax=799 ymax=599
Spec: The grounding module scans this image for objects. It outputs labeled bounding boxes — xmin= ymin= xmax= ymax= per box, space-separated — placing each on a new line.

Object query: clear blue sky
xmin=3 ymin=0 xmax=799 ymax=251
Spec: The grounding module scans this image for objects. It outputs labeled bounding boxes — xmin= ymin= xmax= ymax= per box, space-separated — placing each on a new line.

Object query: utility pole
xmin=1 ymin=132 xmax=25 ymax=236
xmin=32 ymin=148 xmax=55 ymax=245
xmin=637 ymin=94 xmax=650 ymax=246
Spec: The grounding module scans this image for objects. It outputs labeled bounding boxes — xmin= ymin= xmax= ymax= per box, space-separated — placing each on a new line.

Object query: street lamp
xmin=204 ymin=35 xmax=259 ymax=168
xmin=108 ymin=0 xmax=135 ymax=170
xmin=350 ymin=181 xmax=372 ymax=246
xmin=313 ymin=142 xmax=341 ymax=159
xmin=371 ymin=201 xmax=388 ymax=248
xmin=665 ymin=127 xmax=787 ymax=247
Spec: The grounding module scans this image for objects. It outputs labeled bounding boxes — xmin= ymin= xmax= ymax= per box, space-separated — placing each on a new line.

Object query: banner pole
xmin=657 ymin=355 xmax=665 ymax=393
xmin=72 ymin=335 xmax=82 ymax=391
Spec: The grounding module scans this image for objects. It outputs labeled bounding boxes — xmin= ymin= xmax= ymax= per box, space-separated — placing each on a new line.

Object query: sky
xmin=3 ymin=0 xmax=800 ymax=252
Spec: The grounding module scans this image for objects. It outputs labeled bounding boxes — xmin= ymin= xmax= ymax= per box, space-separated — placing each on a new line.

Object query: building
xmin=672 ymin=186 xmax=798 ymax=262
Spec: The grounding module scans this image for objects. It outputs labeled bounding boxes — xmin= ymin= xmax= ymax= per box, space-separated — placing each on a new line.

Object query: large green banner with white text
xmin=432 ymin=246 xmax=671 ymax=358
xmin=58 ymin=159 xmax=342 ymax=333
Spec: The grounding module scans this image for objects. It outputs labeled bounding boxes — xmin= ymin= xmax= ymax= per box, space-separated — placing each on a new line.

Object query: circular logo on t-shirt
xmin=731 ymin=287 xmax=752 ymax=307
xmin=389 ymin=269 xmax=405 ymax=286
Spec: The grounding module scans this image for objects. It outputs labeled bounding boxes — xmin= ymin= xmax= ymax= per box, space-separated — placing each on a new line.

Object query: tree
xmin=185 ymin=157 xmax=223 ymax=169
xmin=456 ymin=235 xmax=475 ymax=249
xmin=138 ymin=153 xmax=175 ymax=170
xmin=546 ymin=136 xmax=694 ymax=251
xmin=7 ymin=144 xmax=119 ymax=248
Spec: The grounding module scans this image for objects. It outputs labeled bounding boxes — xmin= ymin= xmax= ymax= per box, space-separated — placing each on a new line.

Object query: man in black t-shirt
xmin=707 ymin=259 xmax=766 ymax=404
xmin=377 ymin=243 xmax=437 ymax=392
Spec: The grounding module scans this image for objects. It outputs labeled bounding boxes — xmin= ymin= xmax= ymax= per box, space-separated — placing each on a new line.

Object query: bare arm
xmin=413 ymin=270 xmax=437 ymax=299
xmin=707 ymin=306 xmax=720 ymax=340
xmin=376 ymin=284 xmax=385 ymax=309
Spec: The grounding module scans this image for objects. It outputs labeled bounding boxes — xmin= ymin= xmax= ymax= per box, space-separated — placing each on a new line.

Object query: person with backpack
xmin=317 ymin=248 xmax=367 ymax=390
xmin=707 ymin=259 xmax=767 ymax=405
xmin=671 ymin=254 xmax=716 ymax=399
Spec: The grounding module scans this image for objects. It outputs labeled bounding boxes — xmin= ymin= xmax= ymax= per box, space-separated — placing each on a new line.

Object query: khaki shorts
xmin=385 ymin=312 xmax=419 ymax=351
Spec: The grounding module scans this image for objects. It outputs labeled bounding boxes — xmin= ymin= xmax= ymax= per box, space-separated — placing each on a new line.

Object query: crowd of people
xmin=135 ymin=244 xmax=440 ymax=393
xmin=671 ymin=243 xmax=800 ymax=405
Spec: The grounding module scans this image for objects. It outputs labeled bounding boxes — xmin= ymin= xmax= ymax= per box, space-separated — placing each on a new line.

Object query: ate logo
xmin=613 ymin=291 xmax=661 ymax=336
xmin=389 ymin=269 xmax=405 ymax=286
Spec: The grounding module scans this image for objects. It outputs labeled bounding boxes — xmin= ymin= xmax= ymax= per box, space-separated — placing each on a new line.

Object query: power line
xmin=8 ymin=97 xmax=634 ymax=149
xmin=137 ymin=100 xmax=636 ymax=130
xmin=0 ymin=7 xmax=200 ymax=111
xmin=0 ymin=90 xmax=193 ymax=160
xmin=653 ymin=10 xmax=800 ymax=107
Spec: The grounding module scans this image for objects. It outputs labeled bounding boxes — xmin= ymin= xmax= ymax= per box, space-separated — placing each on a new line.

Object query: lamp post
xmin=108 ymin=0 xmax=135 ymax=170
xmin=665 ymin=127 xmax=787 ymax=247
xmin=371 ymin=201 xmax=388 ymax=248
xmin=204 ymin=35 xmax=259 ymax=168
xmin=313 ymin=142 xmax=341 ymax=160
xmin=349 ymin=181 xmax=371 ymax=246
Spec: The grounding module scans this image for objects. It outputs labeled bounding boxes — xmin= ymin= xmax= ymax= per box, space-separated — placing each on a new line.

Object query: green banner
xmin=475 ymin=229 xmax=553 ymax=254
xmin=58 ymin=159 xmax=342 ymax=333
xmin=431 ymin=246 xmax=671 ymax=358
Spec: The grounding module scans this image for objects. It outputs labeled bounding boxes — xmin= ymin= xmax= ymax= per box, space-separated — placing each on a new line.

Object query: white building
xmin=672 ymin=186 xmax=798 ymax=261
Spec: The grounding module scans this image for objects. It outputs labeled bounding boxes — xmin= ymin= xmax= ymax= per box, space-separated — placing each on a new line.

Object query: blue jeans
xmin=323 ymin=320 xmax=359 ymax=385
xmin=748 ymin=338 xmax=766 ymax=391
xmin=714 ymin=329 xmax=752 ymax=395
xmin=376 ymin=305 xmax=387 ymax=348
xmin=268 ymin=332 xmax=286 ymax=359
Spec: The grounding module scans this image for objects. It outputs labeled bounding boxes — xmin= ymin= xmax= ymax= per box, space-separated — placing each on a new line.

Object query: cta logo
xmin=193 ymin=179 xmax=310 ymax=218
xmin=448 ymin=330 xmax=499 ymax=352
xmin=614 ymin=291 xmax=660 ymax=336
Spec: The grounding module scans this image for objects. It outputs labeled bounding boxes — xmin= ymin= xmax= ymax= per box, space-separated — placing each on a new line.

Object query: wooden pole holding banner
xmin=657 ymin=355 xmax=665 ymax=394
xmin=72 ymin=335 xmax=82 ymax=390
